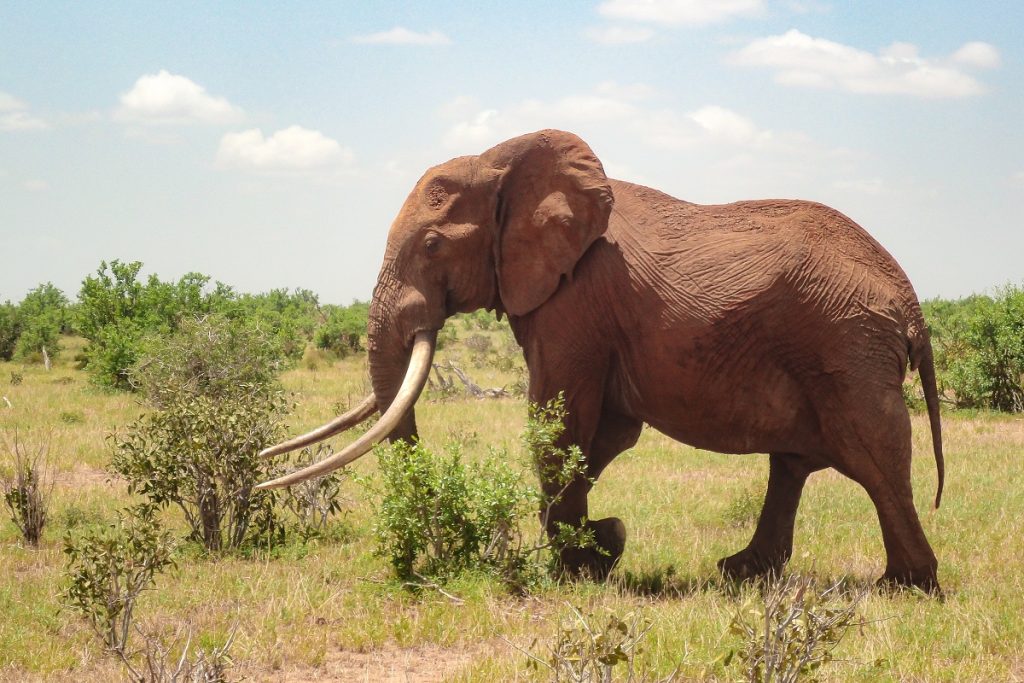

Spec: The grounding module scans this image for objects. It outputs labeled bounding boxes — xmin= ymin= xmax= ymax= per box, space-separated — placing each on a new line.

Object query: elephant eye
xmin=424 ymin=234 xmax=442 ymax=255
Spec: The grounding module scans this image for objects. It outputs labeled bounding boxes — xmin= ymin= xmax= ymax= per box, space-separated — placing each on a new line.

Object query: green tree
xmin=0 ymin=302 xmax=21 ymax=361
xmin=14 ymin=283 xmax=68 ymax=362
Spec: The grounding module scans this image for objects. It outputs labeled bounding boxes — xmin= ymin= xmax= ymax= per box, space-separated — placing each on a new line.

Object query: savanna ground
xmin=2 ymin=332 xmax=1023 ymax=682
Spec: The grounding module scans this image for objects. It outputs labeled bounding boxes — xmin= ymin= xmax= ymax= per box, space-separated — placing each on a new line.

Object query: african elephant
xmin=258 ymin=129 xmax=944 ymax=592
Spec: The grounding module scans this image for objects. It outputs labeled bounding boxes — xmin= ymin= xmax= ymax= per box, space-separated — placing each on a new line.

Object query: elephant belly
xmin=623 ymin=336 xmax=822 ymax=456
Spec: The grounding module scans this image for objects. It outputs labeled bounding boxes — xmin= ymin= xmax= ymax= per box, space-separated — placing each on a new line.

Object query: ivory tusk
xmin=255 ymin=330 xmax=436 ymax=489
xmin=258 ymin=393 xmax=377 ymax=459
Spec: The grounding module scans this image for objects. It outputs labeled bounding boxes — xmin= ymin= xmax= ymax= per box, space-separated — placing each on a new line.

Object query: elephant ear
xmin=483 ymin=130 xmax=614 ymax=317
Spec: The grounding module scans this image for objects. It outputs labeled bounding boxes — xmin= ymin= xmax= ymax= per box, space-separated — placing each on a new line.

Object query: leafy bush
xmin=61 ymin=504 xmax=176 ymax=655
xmin=2 ymin=432 xmax=53 ymax=546
xmin=367 ymin=394 xmax=594 ymax=590
xmin=314 ymin=302 xmax=367 ymax=358
xmin=369 ymin=440 xmax=535 ymax=582
xmin=0 ymin=301 xmax=20 ymax=360
xmin=110 ymin=316 xmax=290 ymax=551
xmin=1 ymin=283 xmax=69 ymax=363
xmin=722 ymin=574 xmax=868 ymax=683
xmin=925 ymin=287 xmax=1024 ymax=411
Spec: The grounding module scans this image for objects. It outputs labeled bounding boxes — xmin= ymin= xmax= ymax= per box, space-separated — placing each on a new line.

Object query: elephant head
xmin=257 ymin=129 xmax=614 ymax=487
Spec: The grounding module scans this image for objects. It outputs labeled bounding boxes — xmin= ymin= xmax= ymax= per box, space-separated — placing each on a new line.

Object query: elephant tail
xmin=914 ymin=339 xmax=944 ymax=509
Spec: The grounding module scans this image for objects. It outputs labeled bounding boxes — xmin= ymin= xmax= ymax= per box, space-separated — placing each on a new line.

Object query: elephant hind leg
xmin=718 ymin=452 xmax=823 ymax=582
xmin=827 ymin=389 xmax=939 ymax=592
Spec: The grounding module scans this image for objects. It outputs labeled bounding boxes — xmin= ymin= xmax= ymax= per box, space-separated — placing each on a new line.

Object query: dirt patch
xmin=255 ymin=642 xmax=497 ymax=682
xmin=53 ymin=464 xmax=114 ymax=489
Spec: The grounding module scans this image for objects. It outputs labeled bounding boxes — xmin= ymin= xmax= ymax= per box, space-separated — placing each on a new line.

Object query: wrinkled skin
xmin=367 ymin=129 xmax=943 ymax=591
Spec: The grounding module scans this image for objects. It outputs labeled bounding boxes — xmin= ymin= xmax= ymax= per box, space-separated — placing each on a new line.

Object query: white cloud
xmin=23 ymin=179 xmax=50 ymax=192
xmin=440 ymin=86 xmax=803 ymax=158
xmin=585 ymin=25 xmax=655 ymax=44
xmin=951 ymin=41 xmax=1001 ymax=69
xmin=216 ymin=126 xmax=354 ymax=171
xmin=689 ymin=105 xmax=765 ymax=145
xmin=598 ymin=0 xmax=765 ymax=25
xmin=732 ymin=30 xmax=996 ymax=98
xmin=0 ymin=91 xmax=48 ymax=131
xmin=116 ymin=70 xmax=243 ymax=124
xmin=352 ymin=27 xmax=451 ymax=46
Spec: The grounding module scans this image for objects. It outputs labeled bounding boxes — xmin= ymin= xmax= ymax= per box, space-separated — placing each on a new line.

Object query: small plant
xmin=2 ymin=431 xmax=53 ymax=546
xmin=722 ymin=574 xmax=869 ymax=683
xmin=521 ymin=604 xmax=677 ymax=682
xmin=9 ymin=371 xmax=23 ymax=386
xmin=127 ymin=624 xmax=236 ymax=683
xmin=61 ymin=504 xmax=176 ymax=655
xmin=279 ymin=444 xmax=348 ymax=541
xmin=60 ymin=410 xmax=85 ymax=424
xmin=724 ymin=488 xmax=761 ymax=528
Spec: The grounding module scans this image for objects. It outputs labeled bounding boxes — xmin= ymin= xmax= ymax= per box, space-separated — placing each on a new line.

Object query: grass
xmin=2 ymin=332 xmax=1023 ymax=681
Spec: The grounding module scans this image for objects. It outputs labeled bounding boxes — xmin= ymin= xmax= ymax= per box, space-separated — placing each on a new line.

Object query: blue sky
xmin=1 ymin=1 xmax=1021 ymax=304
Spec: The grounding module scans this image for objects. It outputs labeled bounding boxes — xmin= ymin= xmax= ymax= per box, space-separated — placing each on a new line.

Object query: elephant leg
xmin=827 ymin=389 xmax=940 ymax=592
xmin=719 ymin=452 xmax=822 ymax=581
xmin=544 ymin=410 xmax=642 ymax=580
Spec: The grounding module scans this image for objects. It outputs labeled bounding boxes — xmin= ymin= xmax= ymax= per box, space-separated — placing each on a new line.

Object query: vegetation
xmin=923 ymin=286 xmax=1024 ymax=412
xmin=60 ymin=504 xmax=176 ymax=655
xmin=2 ymin=270 xmax=1024 ymax=680
xmin=2 ymin=431 xmax=53 ymax=546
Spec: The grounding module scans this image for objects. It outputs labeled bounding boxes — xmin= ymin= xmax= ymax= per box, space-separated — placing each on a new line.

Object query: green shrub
xmin=110 ymin=316 xmax=290 ymax=551
xmin=61 ymin=504 xmax=176 ymax=655
xmin=366 ymin=394 xmax=594 ymax=591
xmin=0 ymin=301 xmax=20 ymax=360
xmin=925 ymin=287 xmax=1024 ymax=412
xmin=1 ymin=282 xmax=68 ymax=363
xmin=314 ymin=302 xmax=367 ymax=358
xmin=368 ymin=440 xmax=530 ymax=581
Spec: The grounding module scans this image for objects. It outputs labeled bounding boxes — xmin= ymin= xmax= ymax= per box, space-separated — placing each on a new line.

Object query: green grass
xmin=1 ymin=333 xmax=1023 ymax=681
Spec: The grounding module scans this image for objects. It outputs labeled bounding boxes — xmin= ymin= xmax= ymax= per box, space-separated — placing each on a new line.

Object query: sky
xmin=1 ymin=1 xmax=1022 ymax=304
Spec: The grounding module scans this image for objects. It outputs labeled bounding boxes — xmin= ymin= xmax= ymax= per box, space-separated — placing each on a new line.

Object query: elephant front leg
xmin=541 ymin=475 xmax=626 ymax=580
xmin=718 ymin=452 xmax=822 ymax=581
xmin=539 ymin=411 xmax=641 ymax=580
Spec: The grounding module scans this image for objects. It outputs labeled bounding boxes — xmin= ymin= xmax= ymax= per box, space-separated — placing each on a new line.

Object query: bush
xmin=0 ymin=301 xmax=20 ymax=360
xmin=369 ymin=440 xmax=534 ymax=582
xmin=314 ymin=302 xmax=367 ymax=358
xmin=279 ymin=444 xmax=348 ymax=542
xmin=13 ymin=282 xmax=70 ymax=363
xmin=61 ymin=504 xmax=176 ymax=655
xmin=523 ymin=605 xmax=676 ymax=683
xmin=366 ymin=394 xmax=594 ymax=591
xmin=2 ymin=432 xmax=53 ymax=546
xmin=925 ymin=287 xmax=1024 ymax=412
xmin=722 ymin=574 xmax=868 ymax=683
xmin=110 ymin=316 xmax=290 ymax=551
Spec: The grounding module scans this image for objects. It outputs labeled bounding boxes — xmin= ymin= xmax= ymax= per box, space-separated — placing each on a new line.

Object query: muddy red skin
xmin=366 ymin=129 xmax=944 ymax=591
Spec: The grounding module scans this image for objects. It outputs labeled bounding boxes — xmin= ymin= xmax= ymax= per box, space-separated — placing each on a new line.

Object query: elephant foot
xmin=877 ymin=565 xmax=941 ymax=596
xmin=717 ymin=546 xmax=788 ymax=583
xmin=558 ymin=517 xmax=626 ymax=581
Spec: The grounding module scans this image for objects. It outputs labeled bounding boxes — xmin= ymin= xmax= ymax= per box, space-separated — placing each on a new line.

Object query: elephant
xmin=257 ymin=129 xmax=944 ymax=592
